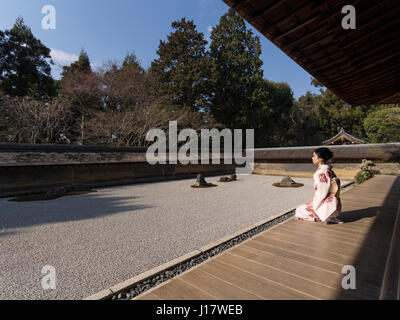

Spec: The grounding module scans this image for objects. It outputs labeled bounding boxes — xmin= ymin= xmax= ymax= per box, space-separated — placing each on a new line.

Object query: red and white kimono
xmin=295 ymin=164 xmax=340 ymax=222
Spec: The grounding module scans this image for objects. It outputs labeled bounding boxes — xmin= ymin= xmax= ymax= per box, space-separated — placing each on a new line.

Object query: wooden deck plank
xmin=243 ymin=238 xmax=381 ymax=286
xmin=257 ymin=231 xmax=387 ymax=274
xmin=227 ymin=245 xmax=380 ymax=299
xmin=178 ymin=268 xmax=263 ymax=300
xmin=345 ymin=183 xmax=399 ymax=191
xmin=256 ymin=232 xmax=373 ymax=259
xmin=266 ymin=226 xmax=385 ymax=257
xmin=341 ymin=192 xmax=386 ymax=200
xmin=283 ymin=216 xmax=372 ymax=229
xmin=240 ymin=239 xmax=345 ymax=273
xmin=269 ymin=219 xmax=381 ymax=244
xmin=196 ymin=258 xmax=315 ymax=300
xmin=135 ymin=292 xmax=162 ymax=300
xmin=340 ymin=197 xmax=384 ymax=206
xmin=339 ymin=206 xmax=381 ymax=215
xmin=350 ymin=192 xmax=400 ymax=198
xmin=340 ymin=202 xmax=397 ymax=211
xmin=216 ymin=254 xmax=376 ymax=300
xmin=282 ymin=219 xmax=376 ymax=235
xmin=244 ymin=238 xmax=383 ymax=288
xmin=277 ymin=221 xmax=371 ymax=243
xmin=283 ymin=219 xmax=391 ymax=240
xmin=146 ymin=278 xmax=217 ymax=300
xmin=346 ymin=187 xmax=400 ymax=194
xmin=340 ymin=198 xmax=397 ymax=209
xmin=283 ymin=219 xmax=372 ymax=235
xmin=255 ymin=232 xmax=388 ymax=275
xmin=341 ymin=190 xmax=392 ymax=197
xmin=275 ymin=223 xmax=386 ymax=252
xmin=248 ymin=237 xmax=358 ymax=266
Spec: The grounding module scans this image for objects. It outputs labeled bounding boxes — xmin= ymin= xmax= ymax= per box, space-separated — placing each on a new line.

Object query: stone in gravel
xmin=218 ymin=176 xmax=231 ymax=182
xmin=272 ymin=176 xmax=304 ymax=188
xmin=46 ymin=184 xmax=93 ymax=197
xmin=192 ymin=174 xmax=217 ymax=188
xmin=218 ymin=174 xmax=238 ymax=182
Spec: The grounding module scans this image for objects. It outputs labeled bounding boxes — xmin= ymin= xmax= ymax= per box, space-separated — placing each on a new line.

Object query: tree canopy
xmin=61 ymin=48 xmax=92 ymax=78
xmin=363 ymin=107 xmax=400 ymax=143
xmin=150 ymin=18 xmax=212 ymax=113
xmin=209 ymin=8 xmax=267 ymax=131
xmin=0 ymin=17 xmax=56 ymax=98
xmin=1 ymin=15 xmax=398 ymax=147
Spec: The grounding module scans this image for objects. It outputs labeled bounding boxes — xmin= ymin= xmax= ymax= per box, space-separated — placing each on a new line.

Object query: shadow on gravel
xmin=0 ymin=193 xmax=153 ymax=233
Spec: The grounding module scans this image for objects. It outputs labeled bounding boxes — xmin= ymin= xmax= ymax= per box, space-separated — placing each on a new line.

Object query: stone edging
xmin=83 ymin=181 xmax=354 ymax=300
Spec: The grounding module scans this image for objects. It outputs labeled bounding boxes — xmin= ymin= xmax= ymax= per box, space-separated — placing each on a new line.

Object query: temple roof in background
xmin=322 ymin=127 xmax=366 ymax=145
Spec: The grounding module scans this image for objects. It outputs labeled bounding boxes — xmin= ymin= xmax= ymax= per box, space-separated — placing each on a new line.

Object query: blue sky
xmin=0 ymin=0 xmax=320 ymax=99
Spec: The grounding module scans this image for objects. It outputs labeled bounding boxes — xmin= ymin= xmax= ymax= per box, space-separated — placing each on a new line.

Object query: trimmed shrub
xmin=354 ymin=159 xmax=376 ymax=184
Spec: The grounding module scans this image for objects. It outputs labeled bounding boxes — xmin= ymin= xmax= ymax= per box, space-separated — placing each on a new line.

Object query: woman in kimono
xmin=295 ymin=147 xmax=343 ymax=224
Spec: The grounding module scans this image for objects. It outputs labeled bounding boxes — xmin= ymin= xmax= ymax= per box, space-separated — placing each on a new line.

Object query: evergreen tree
xmin=291 ymin=78 xmax=395 ymax=146
xmin=263 ymin=79 xmax=294 ymax=146
xmin=363 ymin=107 xmax=400 ymax=143
xmin=150 ymin=18 xmax=212 ymax=113
xmin=312 ymin=80 xmax=380 ymax=141
xmin=122 ymin=52 xmax=144 ymax=73
xmin=290 ymin=91 xmax=322 ymax=146
xmin=0 ymin=17 xmax=56 ymax=98
xmin=209 ymin=9 xmax=270 ymax=134
xmin=61 ymin=48 xmax=92 ymax=78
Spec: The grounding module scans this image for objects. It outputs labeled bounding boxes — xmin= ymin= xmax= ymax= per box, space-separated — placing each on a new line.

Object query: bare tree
xmin=0 ymin=55 xmax=220 ymax=146
xmin=59 ymin=70 xmax=103 ymax=114
xmin=97 ymin=59 xmax=147 ymax=112
xmin=84 ymin=96 xmax=219 ymax=148
xmin=0 ymin=96 xmax=72 ymax=144
xmin=83 ymin=59 xmax=218 ymax=147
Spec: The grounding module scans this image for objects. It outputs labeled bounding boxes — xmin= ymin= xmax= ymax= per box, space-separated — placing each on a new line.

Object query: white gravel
xmin=0 ymin=174 xmax=343 ymax=300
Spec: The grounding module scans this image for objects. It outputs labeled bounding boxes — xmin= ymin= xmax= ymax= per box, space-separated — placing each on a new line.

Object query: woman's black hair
xmin=314 ymin=147 xmax=334 ymax=163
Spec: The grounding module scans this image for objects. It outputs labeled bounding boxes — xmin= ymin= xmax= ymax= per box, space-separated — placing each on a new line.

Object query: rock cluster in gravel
xmin=218 ymin=174 xmax=238 ymax=182
xmin=191 ymin=174 xmax=217 ymax=188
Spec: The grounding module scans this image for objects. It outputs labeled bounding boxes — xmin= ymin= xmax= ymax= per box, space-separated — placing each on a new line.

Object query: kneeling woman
xmin=295 ymin=147 xmax=343 ymax=224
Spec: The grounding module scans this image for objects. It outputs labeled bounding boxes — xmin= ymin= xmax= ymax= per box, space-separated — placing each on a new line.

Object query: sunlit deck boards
xmin=135 ymin=175 xmax=400 ymax=300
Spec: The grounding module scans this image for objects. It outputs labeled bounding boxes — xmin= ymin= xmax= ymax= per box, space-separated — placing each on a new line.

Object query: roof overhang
xmin=223 ymin=0 xmax=400 ymax=106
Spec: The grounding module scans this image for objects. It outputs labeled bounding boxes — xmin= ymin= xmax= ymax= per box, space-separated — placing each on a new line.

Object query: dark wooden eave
xmin=223 ymin=0 xmax=400 ymax=106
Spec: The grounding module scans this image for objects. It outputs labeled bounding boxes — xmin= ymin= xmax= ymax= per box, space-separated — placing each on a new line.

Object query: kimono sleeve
xmin=312 ymin=171 xmax=331 ymax=211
